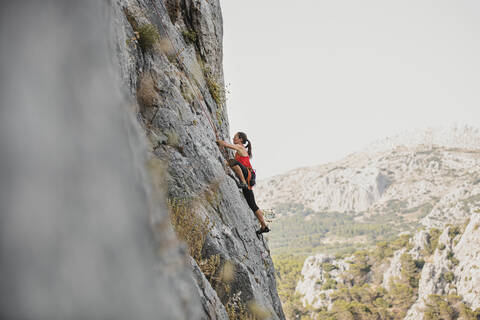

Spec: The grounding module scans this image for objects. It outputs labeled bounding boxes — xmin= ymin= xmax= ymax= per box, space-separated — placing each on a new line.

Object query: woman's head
xmin=234 ymin=132 xmax=252 ymax=158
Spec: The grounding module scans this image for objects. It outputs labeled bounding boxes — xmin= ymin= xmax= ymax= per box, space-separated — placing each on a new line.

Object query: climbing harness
xmin=234 ymin=154 xmax=256 ymax=190
xmin=245 ymin=167 xmax=256 ymax=190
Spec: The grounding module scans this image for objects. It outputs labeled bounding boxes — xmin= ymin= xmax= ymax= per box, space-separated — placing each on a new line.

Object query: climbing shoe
xmin=237 ymin=182 xmax=248 ymax=190
xmin=256 ymin=226 xmax=270 ymax=235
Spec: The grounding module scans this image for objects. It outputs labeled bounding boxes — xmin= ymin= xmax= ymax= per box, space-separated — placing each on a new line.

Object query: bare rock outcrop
xmin=115 ymin=0 xmax=285 ymax=318
xmin=454 ymin=214 xmax=480 ymax=309
xmin=295 ymin=254 xmax=350 ymax=310
xmin=382 ymin=248 xmax=407 ymax=290
xmin=405 ymin=217 xmax=480 ymax=319
xmin=0 ymin=1 xmax=202 ymax=319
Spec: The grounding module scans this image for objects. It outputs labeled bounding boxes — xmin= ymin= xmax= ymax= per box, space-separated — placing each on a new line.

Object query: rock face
xmin=0 ymin=1 xmax=201 ymax=319
xmin=295 ymin=213 xmax=480 ymax=318
xmin=191 ymin=258 xmax=230 ymax=320
xmin=381 ymin=229 xmax=430 ymax=289
xmin=294 ymin=204 xmax=480 ymax=318
xmin=295 ymin=255 xmax=350 ymax=310
xmin=0 ymin=1 xmax=285 ymax=319
xmin=382 ymin=248 xmax=407 ymax=290
xmin=405 ymin=215 xmax=480 ymax=319
xmin=115 ymin=0 xmax=285 ymax=318
xmin=454 ymin=214 xmax=480 ymax=309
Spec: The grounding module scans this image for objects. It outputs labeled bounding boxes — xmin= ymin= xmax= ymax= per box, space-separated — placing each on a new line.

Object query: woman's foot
xmin=256 ymin=226 xmax=270 ymax=235
xmin=237 ymin=182 xmax=248 ymax=190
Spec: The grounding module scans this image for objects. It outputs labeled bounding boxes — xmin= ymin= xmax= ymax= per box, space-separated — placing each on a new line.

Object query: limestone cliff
xmin=114 ymin=0 xmax=285 ymax=319
xmin=404 ymin=215 xmax=480 ymax=319
xmin=295 ymin=214 xmax=480 ymax=319
xmin=294 ymin=198 xmax=480 ymax=319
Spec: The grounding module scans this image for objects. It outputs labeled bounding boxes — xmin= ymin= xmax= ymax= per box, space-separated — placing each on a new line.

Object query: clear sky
xmin=222 ymin=0 xmax=480 ymax=178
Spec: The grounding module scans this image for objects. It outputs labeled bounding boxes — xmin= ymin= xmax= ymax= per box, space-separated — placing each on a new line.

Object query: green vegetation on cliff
xmin=272 ymin=232 xmax=424 ymax=319
xmin=272 ymin=254 xmax=307 ymax=319
xmin=272 ymin=223 xmax=480 ymax=320
xmin=424 ymin=295 xmax=480 ymax=320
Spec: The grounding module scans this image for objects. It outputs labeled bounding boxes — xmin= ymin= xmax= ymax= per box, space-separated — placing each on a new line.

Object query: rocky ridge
xmin=257 ymin=126 xmax=480 ymax=226
xmin=268 ymin=127 xmax=480 ymax=318
xmin=365 ymin=125 xmax=480 ymax=154
xmin=404 ymin=214 xmax=480 ymax=319
xmin=295 ymin=255 xmax=351 ymax=310
xmin=295 ymin=213 xmax=480 ymax=319
xmin=291 ymin=153 xmax=480 ymax=318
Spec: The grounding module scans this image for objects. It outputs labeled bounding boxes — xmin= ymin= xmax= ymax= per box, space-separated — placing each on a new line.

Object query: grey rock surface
xmin=382 ymin=229 xmax=429 ymax=289
xmin=115 ymin=0 xmax=285 ymax=318
xmin=0 ymin=1 xmax=202 ymax=319
xmin=191 ymin=257 xmax=230 ymax=320
xmin=453 ymin=213 xmax=480 ymax=309
xmin=408 ymin=229 xmax=429 ymax=260
xmin=295 ymin=216 xmax=480 ymax=319
xmin=382 ymin=248 xmax=407 ymax=290
xmin=406 ymin=215 xmax=480 ymax=319
xmin=295 ymin=254 xmax=350 ymax=310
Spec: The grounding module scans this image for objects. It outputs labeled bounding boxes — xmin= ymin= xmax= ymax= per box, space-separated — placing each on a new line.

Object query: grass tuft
xmin=137 ymin=72 xmax=157 ymax=110
xmin=206 ymin=73 xmax=223 ymax=105
xmin=168 ymin=199 xmax=212 ymax=262
xmin=181 ymin=30 xmax=197 ymax=44
xmin=138 ymin=24 xmax=160 ymax=51
xmin=226 ymin=292 xmax=256 ymax=320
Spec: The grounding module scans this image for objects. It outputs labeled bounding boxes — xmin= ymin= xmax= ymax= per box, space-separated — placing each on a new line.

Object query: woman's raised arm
xmin=216 ymin=139 xmax=242 ymax=152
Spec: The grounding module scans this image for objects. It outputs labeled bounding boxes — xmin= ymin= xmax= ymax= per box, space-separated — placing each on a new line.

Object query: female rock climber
xmin=217 ymin=132 xmax=270 ymax=235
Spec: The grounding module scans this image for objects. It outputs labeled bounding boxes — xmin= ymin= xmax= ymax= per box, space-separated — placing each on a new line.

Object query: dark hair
xmin=237 ymin=132 xmax=252 ymax=158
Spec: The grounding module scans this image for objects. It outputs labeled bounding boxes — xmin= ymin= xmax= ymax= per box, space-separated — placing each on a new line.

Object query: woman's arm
xmin=216 ymin=140 xmax=242 ymax=152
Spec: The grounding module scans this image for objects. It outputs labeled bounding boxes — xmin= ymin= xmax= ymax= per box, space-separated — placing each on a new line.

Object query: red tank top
xmin=235 ymin=153 xmax=252 ymax=169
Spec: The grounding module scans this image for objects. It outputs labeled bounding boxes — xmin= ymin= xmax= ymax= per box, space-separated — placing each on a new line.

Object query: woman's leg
xmin=254 ymin=209 xmax=267 ymax=229
xmin=242 ymin=189 xmax=269 ymax=230
xmin=227 ymin=160 xmax=248 ymax=185
xmin=231 ymin=165 xmax=247 ymax=184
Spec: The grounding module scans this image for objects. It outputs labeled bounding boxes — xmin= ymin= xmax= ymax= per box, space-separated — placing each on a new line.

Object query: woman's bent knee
xmin=227 ymin=159 xmax=239 ymax=167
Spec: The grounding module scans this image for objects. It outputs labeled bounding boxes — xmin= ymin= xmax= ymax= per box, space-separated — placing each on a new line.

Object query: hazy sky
xmin=222 ymin=0 xmax=480 ymax=178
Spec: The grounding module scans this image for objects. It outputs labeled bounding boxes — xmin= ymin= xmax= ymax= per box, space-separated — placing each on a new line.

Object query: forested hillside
xmin=259 ymin=127 xmax=480 ymax=319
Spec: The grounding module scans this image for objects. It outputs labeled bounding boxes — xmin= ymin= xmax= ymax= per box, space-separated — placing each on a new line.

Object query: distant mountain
xmin=363 ymin=124 xmax=480 ymax=154
xmin=257 ymin=125 xmax=480 ymax=229
xmin=266 ymin=125 xmax=480 ymax=319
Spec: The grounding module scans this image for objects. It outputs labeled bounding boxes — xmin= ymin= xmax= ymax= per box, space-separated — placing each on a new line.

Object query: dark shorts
xmin=229 ymin=160 xmax=259 ymax=213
